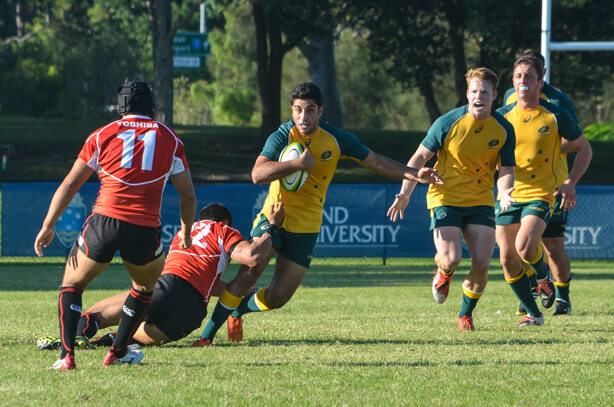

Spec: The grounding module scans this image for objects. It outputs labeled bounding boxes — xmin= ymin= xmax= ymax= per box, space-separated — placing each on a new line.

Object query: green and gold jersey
xmin=422 ymin=105 xmax=516 ymax=209
xmin=257 ymin=120 xmax=370 ymax=233
xmin=496 ymin=100 xmax=582 ymax=205
xmin=503 ymin=82 xmax=578 ymax=186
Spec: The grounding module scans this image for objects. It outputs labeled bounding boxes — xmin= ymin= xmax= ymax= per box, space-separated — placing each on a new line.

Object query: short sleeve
xmin=78 ymin=133 xmax=100 ymax=170
xmin=221 ymin=226 xmax=245 ymax=255
xmin=170 ymin=140 xmax=189 ymax=175
xmin=319 ymin=121 xmax=369 ymax=161
xmin=260 ymin=122 xmax=292 ymax=160
xmin=499 ymin=124 xmax=516 ymax=167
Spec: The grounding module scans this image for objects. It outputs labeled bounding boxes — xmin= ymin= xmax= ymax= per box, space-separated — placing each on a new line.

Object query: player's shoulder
xmin=490 ymin=110 xmax=514 ymax=132
xmin=539 ymin=98 xmax=567 ymax=115
xmin=433 ymin=105 xmax=469 ymax=130
xmin=319 ymin=120 xmax=355 ymax=139
xmin=542 ymin=82 xmax=569 ymax=101
xmin=496 ymin=102 xmax=516 ymax=116
xmin=503 ymin=88 xmax=516 ymax=105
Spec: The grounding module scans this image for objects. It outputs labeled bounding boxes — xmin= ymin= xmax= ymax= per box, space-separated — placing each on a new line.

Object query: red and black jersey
xmin=78 ymin=115 xmax=189 ymax=227
xmin=162 ymin=220 xmax=245 ymax=305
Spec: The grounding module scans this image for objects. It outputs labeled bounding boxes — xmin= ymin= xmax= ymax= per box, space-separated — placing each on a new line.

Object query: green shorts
xmin=251 ymin=214 xmax=319 ymax=268
xmin=495 ymin=200 xmax=551 ymax=225
xmin=543 ymin=193 xmax=567 ymax=238
xmin=429 ymin=205 xmax=495 ymax=230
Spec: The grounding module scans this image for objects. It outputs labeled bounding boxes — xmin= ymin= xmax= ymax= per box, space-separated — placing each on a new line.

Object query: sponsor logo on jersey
xmin=538 ymin=126 xmax=549 ymax=134
xmin=474 ymin=125 xmax=483 ymax=134
xmin=305 ymin=138 xmax=312 ymax=146
xmin=118 ymin=121 xmax=159 ymax=128
xmin=321 ymin=151 xmax=333 ymax=160
xmin=488 ymin=139 xmax=500 ymax=148
xmin=523 ymin=115 xmax=532 ymax=123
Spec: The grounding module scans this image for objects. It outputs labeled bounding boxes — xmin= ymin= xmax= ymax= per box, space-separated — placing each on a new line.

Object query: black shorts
xmin=543 ymin=194 xmax=567 ymax=238
xmin=78 ymin=213 xmax=163 ymax=265
xmin=146 ymin=273 xmax=207 ymax=341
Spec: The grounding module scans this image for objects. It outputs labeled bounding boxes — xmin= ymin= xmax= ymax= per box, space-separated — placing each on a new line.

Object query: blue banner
xmin=2 ymin=182 xmax=612 ymax=259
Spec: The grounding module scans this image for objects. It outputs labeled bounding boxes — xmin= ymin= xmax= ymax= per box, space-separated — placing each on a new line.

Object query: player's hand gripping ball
xmin=279 ymin=142 xmax=308 ymax=192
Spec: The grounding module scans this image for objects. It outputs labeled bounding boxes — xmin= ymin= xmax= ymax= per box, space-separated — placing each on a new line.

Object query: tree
xmin=146 ymin=0 xmax=201 ymax=125
xmin=339 ymin=1 xmax=451 ymax=123
xmin=251 ymin=0 xmax=333 ymax=137
xmin=297 ymin=3 xmax=343 ymax=127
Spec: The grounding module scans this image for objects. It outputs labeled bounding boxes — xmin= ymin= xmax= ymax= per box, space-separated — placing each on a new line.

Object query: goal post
xmin=541 ymin=0 xmax=614 ymax=82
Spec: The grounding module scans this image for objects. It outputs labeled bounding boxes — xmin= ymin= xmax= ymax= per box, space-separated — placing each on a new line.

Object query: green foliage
xmin=173 ymin=0 xmax=260 ymax=126
xmin=0 ymin=0 xmax=152 ymax=119
xmin=1 ymin=116 xmax=612 ymax=184
xmin=334 ymin=29 xmax=433 ymax=131
xmin=583 ymin=122 xmax=614 ymax=141
xmin=1 ymin=258 xmax=614 ymax=405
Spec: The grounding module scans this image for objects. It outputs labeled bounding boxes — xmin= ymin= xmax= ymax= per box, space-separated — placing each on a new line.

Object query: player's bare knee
xmin=471 ymin=258 xmax=490 ymax=274
xmin=437 ymin=255 xmax=461 ymax=271
xmin=499 ymin=252 xmax=518 ymax=271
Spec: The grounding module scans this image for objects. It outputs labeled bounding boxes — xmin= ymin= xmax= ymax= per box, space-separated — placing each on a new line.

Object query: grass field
xmin=1 ymin=257 xmax=613 ymax=406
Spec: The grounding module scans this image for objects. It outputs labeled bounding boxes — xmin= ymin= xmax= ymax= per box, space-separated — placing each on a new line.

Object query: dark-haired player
xmin=38 ymin=203 xmax=284 ymax=348
xmin=503 ymin=50 xmax=581 ymax=316
xmin=34 ymin=80 xmax=197 ymax=369
xmin=496 ymin=56 xmax=592 ymax=326
xmin=196 ymin=81 xmax=444 ymax=344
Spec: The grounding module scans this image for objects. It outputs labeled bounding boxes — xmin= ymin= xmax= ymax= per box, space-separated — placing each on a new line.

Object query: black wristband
xmin=262 ymin=224 xmax=281 ymax=249
xmin=263 ymin=224 xmax=280 ymax=237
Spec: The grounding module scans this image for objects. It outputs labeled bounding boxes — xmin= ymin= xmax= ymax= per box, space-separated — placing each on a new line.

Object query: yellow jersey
xmin=504 ymin=83 xmax=579 ymax=187
xmin=256 ymin=120 xmax=369 ymax=233
xmin=422 ymin=105 xmax=516 ymax=209
xmin=497 ymin=100 xmax=582 ymax=205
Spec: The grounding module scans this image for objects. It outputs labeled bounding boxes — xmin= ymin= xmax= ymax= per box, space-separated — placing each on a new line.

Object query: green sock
xmin=200 ymin=289 xmax=241 ymax=341
xmin=527 ymin=271 xmax=538 ymax=291
xmin=231 ymin=288 xmax=269 ymax=318
xmin=507 ymin=272 xmax=541 ymax=317
xmin=200 ymin=302 xmax=234 ymax=341
xmin=525 ymin=248 xmax=547 ymax=280
xmin=555 ymin=276 xmax=572 ymax=302
xmin=459 ymin=292 xmax=480 ymax=317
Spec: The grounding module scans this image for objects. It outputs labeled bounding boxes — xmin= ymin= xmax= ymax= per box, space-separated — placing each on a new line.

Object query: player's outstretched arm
xmin=251 ymin=151 xmax=314 ymax=184
xmin=360 ymin=150 xmax=443 ymax=185
xmin=170 ymin=169 xmax=197 ymax=249
xmin=34 ymin=158 xmax=94 ymax=256
xmin=387 ymin=145 xmax=436 ymax=222
xmin=230 ymin=202 xmax=284 ymax=268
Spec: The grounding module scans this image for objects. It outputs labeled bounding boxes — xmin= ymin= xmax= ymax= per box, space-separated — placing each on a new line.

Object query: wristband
xmin=262 ymin=224 xmax=282 ymax=250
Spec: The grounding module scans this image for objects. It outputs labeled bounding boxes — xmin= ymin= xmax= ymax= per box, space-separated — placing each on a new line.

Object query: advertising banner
xmin=2 ymin=183 xmax=612 ymax=259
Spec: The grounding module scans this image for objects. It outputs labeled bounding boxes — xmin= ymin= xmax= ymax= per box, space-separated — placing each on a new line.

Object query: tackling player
xmin=496 ymin=56 xmax=592 ymax=326
xmin=34 ymin=80 xmax=197 ymax=369
xmin=503 ymin=50 xmax=580 ymax=316
xmin=37 ymin=203 xmax=283 ymax=348
xmin=194 ymin=82 xmax=444 ymax=344
xmin=387 ymin=68 xmax=516 ymax=331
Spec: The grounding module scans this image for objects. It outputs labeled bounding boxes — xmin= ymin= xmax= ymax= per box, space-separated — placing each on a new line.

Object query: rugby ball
xmin=279 ymin=142 xmax=309 ymax=192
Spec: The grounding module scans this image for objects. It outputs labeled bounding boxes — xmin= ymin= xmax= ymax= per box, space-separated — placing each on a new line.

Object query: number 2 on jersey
xmin=117 ymin=130 xmax=156 ymax=170
xmin=191 ymin=223 xmax=212 ymax=250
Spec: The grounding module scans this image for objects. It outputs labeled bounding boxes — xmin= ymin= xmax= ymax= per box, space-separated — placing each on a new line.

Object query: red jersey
xmin=162 ymin=220 xmax=245 ymax=304
xmin=78 ymin=115 xmax=189 ymax=227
